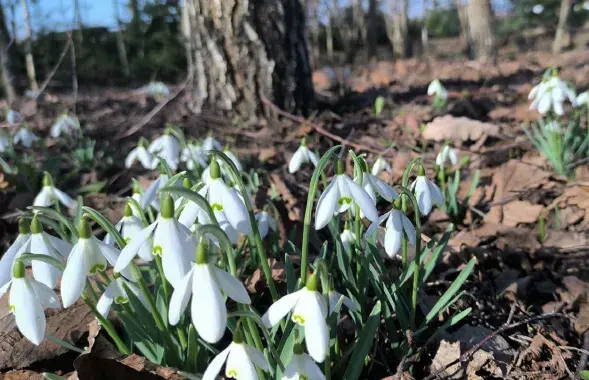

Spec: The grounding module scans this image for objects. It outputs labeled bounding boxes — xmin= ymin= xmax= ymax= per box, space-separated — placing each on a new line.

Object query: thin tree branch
xmin=33 ymin=33 xmax=72 ymax=101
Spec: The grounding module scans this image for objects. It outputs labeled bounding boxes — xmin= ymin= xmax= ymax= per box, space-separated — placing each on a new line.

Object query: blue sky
xmin=7 ymin=0 xmax=512 ymax=39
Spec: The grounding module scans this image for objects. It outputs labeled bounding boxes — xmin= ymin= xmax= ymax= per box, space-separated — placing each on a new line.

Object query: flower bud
xmin=12 ymin=260 xmax=25 ymax=279
xmin=210 ymin=160 xmax=221 ymax=179
xmin=18 ymin=218 xmax=30 ymax=235
xmin=78 ymin=219 xmax=92 ymax=239
xmin=160 ymin=195 xmax=175 ymax=219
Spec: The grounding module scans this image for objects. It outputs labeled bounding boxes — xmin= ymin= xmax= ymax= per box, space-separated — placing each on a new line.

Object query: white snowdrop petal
xmin=245 ymin=345 xmax=270 ymax=371
xmin=307 ymin=149 xmax=319 ymax=167
xmin=427 ymin=180 xmax=445 ymax=207
xmin=262 ymin=291 xmax=300 ymax=328
xmin=46 ymin=234 xmax=72 ymax=258
xmin=168 ymin=267 xmax=195 ymax=325
xmin=401 ymin=213 xmax=417 ymax=246
xmin=52 ymin=188 xmax=75 ymax=208
xmin=0 ymin=234 xmax=29 ymax=287
xmin=96 ymin=281 xmax=116 ymax=318
xmin=0 ymin=280 xmax=11 ymax=299
xmin=11 ymin=278 xmax=46 ymax=345
xmin=365 ymin=211 xmax=390 ymax=238
xmin=537 ymin=94 xmax=551 ymax=114
xmin=302 ymin=294 xmax=329 ymax=363
xmin=125 ymin=149 xmax=139 ymax=168
xmin=115 ymin=221 xmax=157 ymax=273
xmin=61 ymin=243 xmax=90 ymax=307
xmin=202 ymin=346 xmax=231 ymax=380
xmin=213 ymin=180 xmax=251 ymax=235
xmin=30 ymin=235 xmax=62 ymax=289
xmin=289 ymin=147 xmax=306 ymax=174
xmin=414 ymin=177 xmax=433 ymax=216
xmin=226 ymin=344 xmax=258 ymax=380
xmin=33 ymin=187 xmax=54 ymax=207
xmin=156 ymin=220 xmax=192 ymax=288
xmin=344 ymin=175 xmax=378 ymax=221
xmin=314 ymin=179 xmax=339 ymax=230
xmin=301 ymin=353 xmax=326 ymax=379
xmin=30 ymin=279 xmax=60 ymax=309
xmin=191 ymin=264 xmax=227 ymax=343
xmin=213 ymin=267 xmax=251 ymax=304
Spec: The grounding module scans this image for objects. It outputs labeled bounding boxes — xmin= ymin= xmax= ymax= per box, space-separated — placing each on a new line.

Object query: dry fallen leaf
xmin=246 ymin=258 xmax=286 ymax=293
xmin=270 ymin=173 xmax=302 ymax=221
xmin=421 ymin=115 xmax=500 ymax=145
xmin=501 ymin=200 xmax=544 ymax=227
xmin=0 ymin=297 xmax=93 ymax=370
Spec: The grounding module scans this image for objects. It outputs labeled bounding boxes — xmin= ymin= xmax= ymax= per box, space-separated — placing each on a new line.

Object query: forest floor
xmin=1 ymin=48 xmax=589 ymax=379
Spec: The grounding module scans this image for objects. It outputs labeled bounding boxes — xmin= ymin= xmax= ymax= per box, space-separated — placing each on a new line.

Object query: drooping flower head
xmin=0 ymin=219 xmax=31 ymax=288
xmin=436 ymin=144 xmax=458 ymax=168
xmin=33 ymin=172 xmax=75 ymax=209
xmin=13 ymin=127 xmax=39 ymax=148
xmin=50 ymin=113 xmax=80 ymax=138
xmin=202 ymin=329 xmax=270 ymax=380
xmin=0 ymin=260 xmax=60 ymax=345
xmin=371 ymin=155 xmax=391 ymax=176
xmin=115 ymin=195 xmax=195 ymax=288
xmin=168 ymin=242 xmax=251 ymax=343
xmin=315 ymin=158 xmax=378 ymax=230
xmin=427 ymin=79 xmax=448 ymax=100
xmin=282 ymin=343 xmax=325 ymax=380
xmin=365 ymin=199 xmax=417 ymax=258
xmin=96 ymin=272 xmax=147 ymax=318
xmin=144 ymin=81 xmax=170 ymax=100
xmin=148 ymin=129 xmax=181 ymax=171
xmin=262 ymin=273 xmax=328 ymax=363
xmin=105 ymin=204 xmax=154 ymax=262
xmin=410 ymin=165 xmax=444 ymax=216
xmin=356 ymin=157 xmax=398 ymax=206
xmin=576 ymin=90 xmax=589 ymax=107
xmin=529 ymin=70 xmax=576 ymax=115
xmin=126 ymin=138 xmax=156 ymax=169
xmin=289 ymin=137 xmax=319 ymax=174
xmin=6 ymin=109 xmax=23 ymax=126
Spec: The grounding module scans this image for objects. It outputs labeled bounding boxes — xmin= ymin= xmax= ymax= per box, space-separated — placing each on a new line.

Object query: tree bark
xmin=386 ymin=0 xmax=409 ymax=58
xmin=466 ymin=0 xmax=495 ymax=61
xmin=305 ymin=0 xmax=320 ymax=66
xmin=553 ymin=0 xmax=572 ymax=54
xmin=21 ymin=0 xmax=38 ymax=91
xmin=421 ymin=0 xmax=429 ymax=55
xmin=367 ymin=0 xmax=378 ymax=59
xmin=112 ymin=0 xmax=130 ymax=77
xmin=0 ymin=2 xmax=15 ymax=103
xmin=455 ymin=0 xmax=472 ymax=58
xmin=183 ymin=0 xmax=314 ymax=123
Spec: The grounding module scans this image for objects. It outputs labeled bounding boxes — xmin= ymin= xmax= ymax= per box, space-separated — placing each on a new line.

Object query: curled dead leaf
xmin=421 ymin=115 xmax=500 ymax=145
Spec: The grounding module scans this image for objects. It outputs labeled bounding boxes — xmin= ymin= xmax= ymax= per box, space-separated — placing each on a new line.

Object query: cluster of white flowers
xmin=0 ymin=124 xmax=455 ymax=379
xmin=142 ymin=82 xmax=170 ymax=100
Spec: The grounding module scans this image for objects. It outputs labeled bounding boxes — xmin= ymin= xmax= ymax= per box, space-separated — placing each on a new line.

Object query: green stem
xmin=130 ymin=264 xmax=167 ymax=332
xmin=82 ymin=294 xmax=131 ymax=355
xmin=176 ymin=325 xmax=187 ymax=350
xmin=299 ymin=146 xmax=341 ymax=285
xmin=155 ymin=255 xmax=170 ymax=309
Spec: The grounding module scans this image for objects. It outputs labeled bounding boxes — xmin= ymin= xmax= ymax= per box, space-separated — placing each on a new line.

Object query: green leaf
xmin=44 ymin=332 xmax=85 ymax=353
xmin=373 ymin=96 xmax=385 ymax=116
xmin=159 ymin=186 xmax=217 ymax=225
xmin=423 ymin=257 xmax=476 ymax=326
xmin=43 ymin=374 xmax=68 ymax=380
xmin=29 ymin=206 xmax=78 ymax=238
xmin=342 ymin=301 xmax=381 ymax=380
xmin=580 ymin=370 xmax=589 ymax=380
xmin=83 ymin=206 xmax=126 ymax=248
xmin=0 ymin=156 xmax=12 ymax=174
xmin=184 ymin=325 xmax=199 ymax=373
xmin=77 ymin=180 xmax=107 ymax=194
xmin=73 ymin=195 xmax=84 ymax=227
xmin=284 ymin=253 xmax=297 ymax=294
xmin=17 ymin=253 xmax=65 ymax=271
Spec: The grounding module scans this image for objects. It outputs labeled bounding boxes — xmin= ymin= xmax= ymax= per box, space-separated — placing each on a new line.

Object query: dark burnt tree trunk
xmin=183 ymin=0 xmax=314 ymax=123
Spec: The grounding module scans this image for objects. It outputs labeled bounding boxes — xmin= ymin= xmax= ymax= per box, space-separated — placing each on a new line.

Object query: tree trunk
xmin=421 ymin=0 xmax=429 ymax=55
xmin=130 ymin=0 xmax=144 ymax=58
xmin=466 ymin=0 xmax=495 ymax=61
xmin=553 ymin=0 xmax=572 ymax=54
xmin=113 ymin=0 xmax=130 ymax=77
xmin=367 ymin=0 xmax=378 ymax=59
xmin=183 ymin=0 xmax=314 ymax=123
xmin=0 ymin=3 xmax=15 ymax=103
xmin=21 ymin=0 xmax=38 ymax=91
xmin=305 ymin=0 xmax=320 ymax=66
xmin=386 ymin=0 xmax=409 ymax=58
xmin=455 ymin=0 xmax=472 ymax=58
xmin=180 ymin=0 xmax=194 ymax=77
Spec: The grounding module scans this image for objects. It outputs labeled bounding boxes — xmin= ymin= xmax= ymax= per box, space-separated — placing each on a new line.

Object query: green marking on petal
xmin=227 ymin=369 xmax=238 ymax=378
xmin=153 ymin=245 xmax=163 ymax=256
xmin=211 ymin=203 xmax=223 ymax=211
xmin=300 ymin=375 xmax=309 ymax=380
xmin=115 ymin=296 xmax=128 ymax=304
xmin=89 ymin=263 xmax=106 ymax=274
xmin=9 ymin=304 xmax=15 ymax=313
xmin=292 ymin=314 xmax=306 ymax=325
xmin=338 ymin=197 xmax=352 ymax=206
xmin=124 ymin=237 xmax=131 ymax=243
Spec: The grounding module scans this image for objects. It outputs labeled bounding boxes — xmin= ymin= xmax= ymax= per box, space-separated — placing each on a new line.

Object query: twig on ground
xmin=33 ymin=34 xmax=72 ymax=102
xmin=423 ymin=312 xmax=569 ymax=380
xmin=261 ymin=96 xmax=384 ymax=155
xmin=116 ymin=73 xmax=193 ymax=139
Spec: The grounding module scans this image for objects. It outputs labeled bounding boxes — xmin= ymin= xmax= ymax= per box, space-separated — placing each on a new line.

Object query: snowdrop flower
xmin=181 ymin=141 xmax=207 ymax=170
xmin=357 ymin=161 xmax=398 ymax=205
xmin=202 ymin=330 xmax=270 ymax=380
xmin=436 ymin=145 xmax=458 ymax=167
xmin=255 ymin=211 xmax=277 ymax=239
xmin=289 ymin=137 xmax=318 ymax=174
xmin=148 ymin=131 xmax=180 ymax=171
xmin=223 ymin=147 xmax=243 ymax=171
xmin=105 ymin=204 xmax=154 ymax=262
xmin=366 ymin=205 xmax=416 ymax=258
xmin=6 ymin=109 xmax=23 ymax=125
xmin=532 ymin=4 xmax=544 ymax=14
xmin=315 ymin=159 xmax=378 ymax=230
xmin=61 ymin=219 xmax=131 ymax=307
xmin=371 ymin=155 xmax=391 ymax=176
xmin=17 ymin=216 xmax=71 ymax=289
xmin=0 ymin=130 xmax=9 ymax=152
xmin=202 ymin=135 xmax=222 ymax=151
xmin=125 ymin=139 xmax=156 ymax=169
xmin=576 ymin=91 xmax=589 ymax=107
xmin=169 ymin=243 xmax=251 ymax=343
xmin=427 ymin=79 xmax=448 ymax=100
xmin=33 ymin=172 xmax=75 ymax=209
xmin=144 ymin=81 xmax=170 ymax=100
xmin=411 ymin=166 xmax=444 ymax=216
xmin=283 ymin=343 xmax=325 ymax=380
xmin=96 ymin=273 xmax=146 ymax=317
xmin=327 ymin=288 xmax=358 ymax=315
xmin=141 ymin=168 xmax=179 ymax=210
xmin=262 ymin=273 xmax=328 ymax=362
xmin=50 ymin=113 xmax=79 ymax=138
xmin=13 ymin=127 xmax=39 ymax=148
xmin=0 ymin=219 xmax=31 ymax=288
xmin=0 ymin=261 xmax=60 ymax=345
xmin=115 ymin=195 xmax=195 ymax=288
xmin=340 ymin=226 xmax=355 ymax=254
xmin=178 ymin=160 xmax=251 ymax=238
xmin=529 ymin=74 xmax=576 ymax=115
